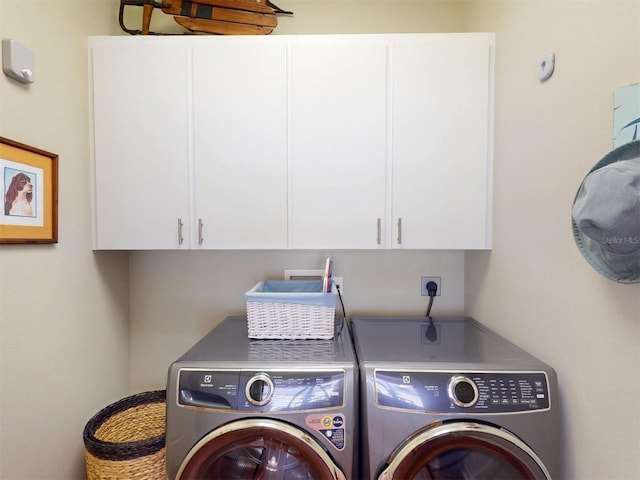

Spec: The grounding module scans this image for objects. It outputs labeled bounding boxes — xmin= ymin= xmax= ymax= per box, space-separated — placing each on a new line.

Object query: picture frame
xmin=1 ymin=137 xmax=58 ymax=244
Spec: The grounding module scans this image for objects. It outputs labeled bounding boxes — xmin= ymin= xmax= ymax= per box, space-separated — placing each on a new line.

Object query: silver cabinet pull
xmin=198 ymin=218 xmax=204 ymax=245
xmin=377 ymin=218 xmax=381 ymax=245
xmin=177 ymin=218 xmax=184 ymax=245
xmin=397 ymin=218 xmax=402 ymax=245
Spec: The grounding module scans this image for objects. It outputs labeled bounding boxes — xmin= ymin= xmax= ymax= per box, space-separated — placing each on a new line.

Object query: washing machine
xmin=351 ymin=316 xmax=560 ymax=480
xmin=165 ymin=316 xmax=358 ymax=480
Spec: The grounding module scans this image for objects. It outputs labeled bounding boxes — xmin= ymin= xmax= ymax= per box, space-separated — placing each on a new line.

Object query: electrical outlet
xmin=421 ymin=276 xmax=441 ymax=296
xmin=332 ymin=277 xmax=344 ymax=295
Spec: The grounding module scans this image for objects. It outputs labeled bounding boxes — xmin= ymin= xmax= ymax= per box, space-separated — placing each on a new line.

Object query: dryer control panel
xmin=375 ymin=370 xmax=550 ymax=413
xmin=177 ymin=369 xmax=345 ymax=412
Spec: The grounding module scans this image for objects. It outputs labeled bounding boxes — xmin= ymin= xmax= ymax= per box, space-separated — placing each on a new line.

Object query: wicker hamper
xmin=83 ymin=390 xmax=166 ymax=480
xmin=245 ymin=280 xmax=337 ymax=339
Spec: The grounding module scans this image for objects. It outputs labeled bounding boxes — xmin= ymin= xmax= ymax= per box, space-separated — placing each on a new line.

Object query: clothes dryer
xmin=165 ymin=316 xmax=358 ymax=480
xmin=352 ymin=316 xmax=560 ymax=480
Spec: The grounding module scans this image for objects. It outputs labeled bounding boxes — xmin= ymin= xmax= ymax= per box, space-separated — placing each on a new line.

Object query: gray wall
xmin=465 ymin=2 xmax=640 ymax=479
xmin=0 ymin=2 xmax=129 ymax=479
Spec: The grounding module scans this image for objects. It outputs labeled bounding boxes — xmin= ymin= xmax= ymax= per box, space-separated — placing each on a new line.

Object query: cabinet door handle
xmin=397 ymin=218 xmax=402 ymax=245
xmin=198 ymin=218 xmax=204 ymax=245
xmin=177 ymin=218 xmax=184 ymax=245
xmin=377 ymin=218 xmax=381 ymax=245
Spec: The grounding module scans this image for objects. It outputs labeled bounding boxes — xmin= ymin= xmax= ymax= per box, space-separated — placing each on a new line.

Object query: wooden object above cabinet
xmin=88 ymin=34 xmax=494 ymax=250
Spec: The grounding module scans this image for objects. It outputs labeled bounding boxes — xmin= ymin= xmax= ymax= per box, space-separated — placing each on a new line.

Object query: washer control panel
xmin=178 ymin=369 xmax=345 ymax=411
xmin=375 ymin=370 xmax=550 ymax=413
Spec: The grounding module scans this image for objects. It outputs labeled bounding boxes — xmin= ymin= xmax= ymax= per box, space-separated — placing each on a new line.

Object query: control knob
xmin=246 ymin=373 xmax=274 ymax=406
xmin=448 ymin=375 xmax=479 ymax=407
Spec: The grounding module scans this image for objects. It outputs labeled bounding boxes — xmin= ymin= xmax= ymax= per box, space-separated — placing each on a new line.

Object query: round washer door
xmin=177 ymin=418 xmax=347 ymax=480
xmin=378 ymin=421 xmax=551 ymax=480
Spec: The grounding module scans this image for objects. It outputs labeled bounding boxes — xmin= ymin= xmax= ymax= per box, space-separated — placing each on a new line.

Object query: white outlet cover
xmin=284 ymin=269 xmax=324 ymax=280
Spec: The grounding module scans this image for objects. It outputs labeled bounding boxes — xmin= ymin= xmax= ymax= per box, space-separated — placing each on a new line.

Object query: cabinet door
xmin=91 ymin=39 xmax=190 ymax=249
xmin=289 ymin=36 xmax=388 ymax=249
xmin=391 ymin=35 xmax=493 ymax=249
xmin=192 ymin=39 xmax=288 ymax=249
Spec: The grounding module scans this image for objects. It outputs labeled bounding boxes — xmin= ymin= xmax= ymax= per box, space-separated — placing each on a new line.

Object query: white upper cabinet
xmin=89 ymin=33 xmax=493 ymax=250
xmin=391 ymin=34 xmax=493 ymax=249
xmin=192 ymin=39 xmax=288 ymax=249
xmin=288 ymin=33 xmax=494 ymax=249
xmin=289 ymin=36 xmax=388 ymax=249
xmin=90 ymin=39 xmax=190 ymax=249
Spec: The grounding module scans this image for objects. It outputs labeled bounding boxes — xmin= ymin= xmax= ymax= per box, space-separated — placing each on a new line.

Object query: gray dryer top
xmin=351 ymin=316 xmax=552 ymax=371
xmin=175 ymin=316 xmax=356 ymax=368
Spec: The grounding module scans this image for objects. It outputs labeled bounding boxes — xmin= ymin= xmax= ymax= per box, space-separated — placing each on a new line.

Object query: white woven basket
xmin=245 ymin=280 xmax=336 ymax=339
xmin=248 ymin=338 xmax=339 ymax=361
